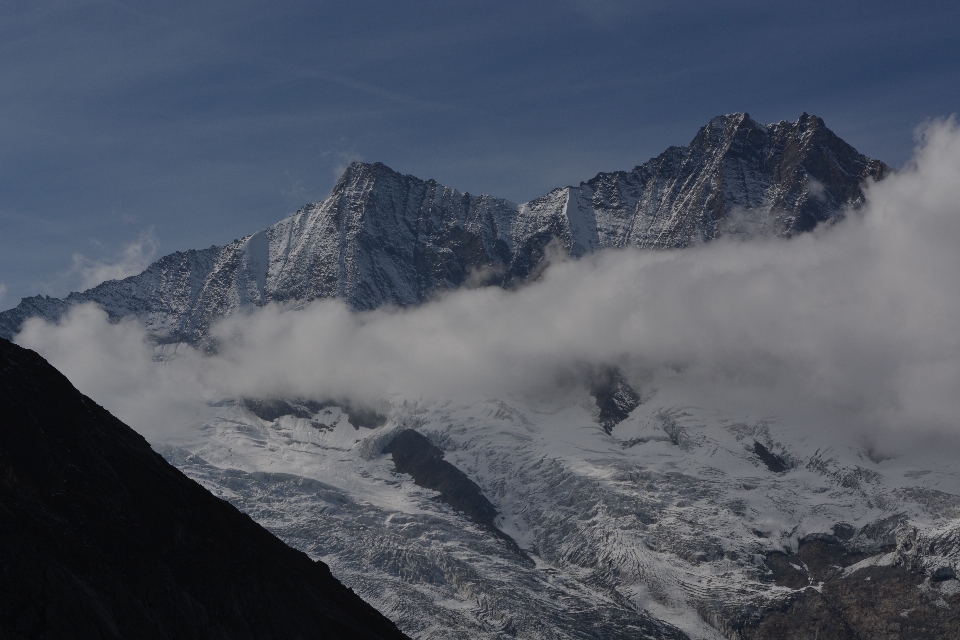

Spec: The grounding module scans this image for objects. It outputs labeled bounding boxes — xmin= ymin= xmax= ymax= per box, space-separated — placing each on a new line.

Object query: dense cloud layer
xmin=16 ymin=119 xmax=960 ymax=452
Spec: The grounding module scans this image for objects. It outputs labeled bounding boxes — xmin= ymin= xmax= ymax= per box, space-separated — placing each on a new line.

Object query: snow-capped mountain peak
xmin=0 ymin=113 xmax=887 ymax=345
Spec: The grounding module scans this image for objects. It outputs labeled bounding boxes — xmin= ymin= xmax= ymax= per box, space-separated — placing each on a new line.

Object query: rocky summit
xmin=0 ymin=113 xmax=887 ymax=344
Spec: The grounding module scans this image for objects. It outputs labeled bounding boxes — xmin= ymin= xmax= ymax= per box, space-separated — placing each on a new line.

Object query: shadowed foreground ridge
xmin=0 ymin=337 xmax=409 ymax=640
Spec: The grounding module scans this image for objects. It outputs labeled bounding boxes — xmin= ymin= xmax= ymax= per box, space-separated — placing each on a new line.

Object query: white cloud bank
xmin=16 ymin=119 xmax=960 ymax=453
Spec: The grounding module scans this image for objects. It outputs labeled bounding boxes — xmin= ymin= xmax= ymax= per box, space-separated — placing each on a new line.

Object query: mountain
xmin=7 ymin=112 xmax=948 ymax=639
xmin=0 ymin=337 xmax=409 ymax=640
xmin=0 ymin=113 xmax=888 ymax=343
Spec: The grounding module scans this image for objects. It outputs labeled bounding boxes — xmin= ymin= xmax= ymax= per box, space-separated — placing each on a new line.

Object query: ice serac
xmin=0 ymin=113 xmax=888 ymax=343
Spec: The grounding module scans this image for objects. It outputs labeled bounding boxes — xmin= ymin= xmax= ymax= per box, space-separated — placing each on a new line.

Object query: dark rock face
xmin=735 ymin=537 xmax=960 ymax=639
xmin=385 ymin=430 xmax=499 ymax=528
xmin=384 ymin=430 xmax=523 ymax=555
xmin=752 ymin=441 xmax=787 ymax=473
xmin=0 ymin=338 xmax=409 ymax=640
xmin=629 ymin=112 xmax=890 ymax=247
xmin=241 ymin=397 xmax=387 ymax=429
xmin=340 ymin=402 xmax=389 ymax=429
xmin=589 ymin=366 xmax=642 ymax=434
xmin=241 ymin=397 xmax=326 ymax=421
xmin=746 ymin=564 xmax=960 ymax=639
xmin=0 ymin=113 xmax=888 ymax=344
xmin=517 ymin=112 xmax=889 ymax=259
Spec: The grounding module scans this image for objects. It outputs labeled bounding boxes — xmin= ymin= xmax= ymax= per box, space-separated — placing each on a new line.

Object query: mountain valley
xmin=5 ymin=113 xmax=960 ymax=639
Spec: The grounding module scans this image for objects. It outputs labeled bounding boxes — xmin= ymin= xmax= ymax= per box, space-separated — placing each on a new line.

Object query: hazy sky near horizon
xmin=1 ymin=0 xmax=958 ymax=305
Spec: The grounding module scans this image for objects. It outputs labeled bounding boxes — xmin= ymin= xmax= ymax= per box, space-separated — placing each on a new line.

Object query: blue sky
xmin=1 ymin=0 xmax=958 ymax=306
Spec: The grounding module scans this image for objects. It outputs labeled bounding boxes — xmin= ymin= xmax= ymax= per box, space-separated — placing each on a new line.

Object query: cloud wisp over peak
xmin=69 ymin=228 xmax=161 ymax=290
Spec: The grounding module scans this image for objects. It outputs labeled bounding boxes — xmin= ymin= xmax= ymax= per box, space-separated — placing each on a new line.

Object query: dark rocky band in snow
xmin=242 ymin=397 xmax=387 ymax=429
xmin=384 ymin=429 xmax=526 ymax=558
xmin=751 ymin=441 xmax=787 ymax=473
xmin=590 ymin=365 xmax=643 ymax=434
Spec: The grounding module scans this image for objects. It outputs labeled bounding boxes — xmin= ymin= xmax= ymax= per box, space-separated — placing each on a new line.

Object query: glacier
xmin=157 ymin=384 xmax=960 ymax=638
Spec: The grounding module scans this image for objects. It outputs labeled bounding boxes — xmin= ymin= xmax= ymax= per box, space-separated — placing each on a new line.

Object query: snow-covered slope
xmin=0 ymin=113 xmax=887 ymax=343
xmin=158 ymin=384 xmax=960 ymax=639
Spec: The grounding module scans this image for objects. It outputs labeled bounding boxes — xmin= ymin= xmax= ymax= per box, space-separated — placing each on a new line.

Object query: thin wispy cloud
xmin=70 ymin=228 xmax=160 ymax=290
xmin=332 ymin=151 xmax=365 ymax=182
